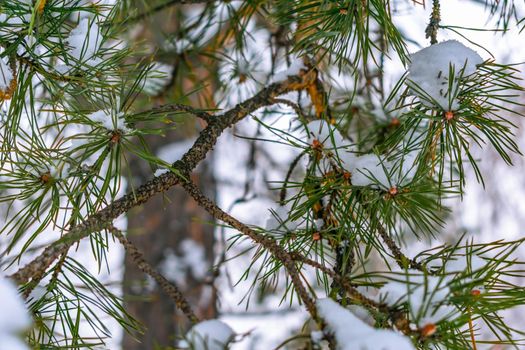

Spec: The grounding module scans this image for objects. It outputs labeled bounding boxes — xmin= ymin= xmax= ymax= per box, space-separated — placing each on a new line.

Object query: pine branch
xmin=110 ymin=226 xmax=200 ymax=324
xmin=146 ymin=103 xmax=215 ymax=123
xmin=9 ymin=70 xmax=318 ymax=288
xmin=178 ymin=176 xmax=319 ymax=318
xmin=376 ymin=223 xmax=428 ymax=273
xmin=425 ymin=0 xmax=441 ymax=45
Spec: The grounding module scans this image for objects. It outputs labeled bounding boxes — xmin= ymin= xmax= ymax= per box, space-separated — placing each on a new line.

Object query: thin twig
xmin=425 ymin=0 xmax=441 ymax=45
xmin=279 ymin=150 xmax=307 ymax=205
xmin=376 ymin=223 xmax=428 ymax=273
xmin=110 ymin=227 xmax=199 ymax=324
xmin=178 ymin=177 xmax=318 ymax=318
xmin=468 ymin=306 xmax=478 ymax=350
xmin=147 ymin=103 xmax=215 ymax=123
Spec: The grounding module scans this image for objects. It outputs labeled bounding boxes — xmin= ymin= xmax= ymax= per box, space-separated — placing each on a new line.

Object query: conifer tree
xmin=0 ymin=0 xmax=525 ymax=349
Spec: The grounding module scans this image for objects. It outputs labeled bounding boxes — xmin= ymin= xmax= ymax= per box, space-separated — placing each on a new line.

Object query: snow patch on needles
xmin=304 ymin=120 xmax=418 ymax=188
xmin=0 ymin=54 xmax=14 ymax=92
xmin=66 ymin=17 xmax=103 ymax=67
xmin=87 ymin=110 xmax=129 ymax=132
xmin=0 ymin=276 xmax=31 ymax=350
xmin=407 ymin=40 xmax=483 ymax=111
xmin=378 ymin=273 xmax=457 ymax=328
xmin=341 ymin=150 xmax=418 ymax=189
xmin=317 ymin=298 xmax=415 ymax=350
xmin=183 ymin=319 xmax=234 ymax=350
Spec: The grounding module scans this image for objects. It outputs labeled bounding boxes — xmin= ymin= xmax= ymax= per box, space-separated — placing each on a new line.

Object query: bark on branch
xmin=10 ymin=70 xmax=317 ymax=288
xmin=111 ymin=227 xmax=200 ymax=324
xmin=178 ymin=177 xmax=318 ymax=318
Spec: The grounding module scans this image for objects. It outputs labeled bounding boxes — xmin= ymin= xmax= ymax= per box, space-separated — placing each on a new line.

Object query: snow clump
xmin=87 ymin=110 xmax=129 ymax=132
xmin=305 ymin=120 xmax=418 ymax=188
xmin=317 ymin=298 xmax=415 ymax=350
xmin=0 ymin=276 xmax=32 ymax=350
xmin=183 ymin=319 xmax=234 ymax=350
xmin=407 ymin=40 xmax=483 ymax=111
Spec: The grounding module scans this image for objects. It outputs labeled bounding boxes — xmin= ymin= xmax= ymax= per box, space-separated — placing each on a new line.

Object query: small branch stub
xmin=470 ymin=289 xmax=481 ymax=296
xmin=40 ymin=172 xmax=52 ymax=184
xmin=421 ymin=323 xmax=437 ymax=337
xmin=388 ymin=186 xmax=398 ymax=196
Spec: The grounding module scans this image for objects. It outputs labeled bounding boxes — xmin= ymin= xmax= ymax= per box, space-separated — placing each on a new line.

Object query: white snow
xmin=87 ymin=110 xmax=128 ymax=132
xmin=157 ymin=138 xmax=196 ymax=165
xmin=184 ymin=319 xmax=234 ymax=350
xmin=0 ymin=56 xmax=14 ymax=93
xmin=316 ymin=298 xmax=415 ymax=350
xmin=159 ymin=239 xmax=209 ymax=286
xmin=407 ymin=40 xmax=483 ymax=111
xmin=306 ymin=120 xmax=346 ymax=151
xmin=155 ymin=138 xmax=197 ymax=174
xmin=143 ymin=62 xmax=173 ymax=96
xmin=0 ymin=336 xmax=31 ymax=350
xmin=378 ymin=273 xmax=457 ymax=327
xmin=154 ymin=168 xmax=169 ymax=177
xmin=341 ymin=150 xmax=418 ymax=189
xmin=272 ymin=57 xmax=306 ymax=82
xmin=67 ymin=17 xmax=103 ymax=66
xmin=265 ymin=205 xmax=300 ymax=234
xmin=303 ymin=120 xmax=417 ymax=188
xmin=310 ymin=330 xmax=324 ymax=344
xmin=0 ymin=276 xmax=31 ymax=350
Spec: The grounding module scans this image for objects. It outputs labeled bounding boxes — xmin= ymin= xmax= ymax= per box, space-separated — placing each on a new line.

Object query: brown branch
xmin=279 ymin=150 xmax=307 ymax=205
xmin=271 ymin=98 xmax=308 ymax=122
xmin=425 ymin=0 xmax=441 ymax=45
xmin=178 ymin=177 xmax=318 ymax=318
xmin=289 ymin=252 xmax=382 ymax=310
xmin=146 ymin=103 xmax=215 ymax=123
xmin=376 ymin=223 xmax=428 ymax=273
xmin=289 ymin=250 xmax=413 ymax=336
xmin=110 ymin=226 xmax=199 ymax=324
xmin=10 ymin=70 xmax=317 ymax=288
xmin=359 ymin=199 xmax=428 ymax=273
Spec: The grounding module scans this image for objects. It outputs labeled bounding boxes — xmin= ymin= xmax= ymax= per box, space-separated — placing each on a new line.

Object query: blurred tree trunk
xmin=122 ymin=150 xmax=216 ymax=349
xmin=121 ymin=3 xmax=218 ymax=348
